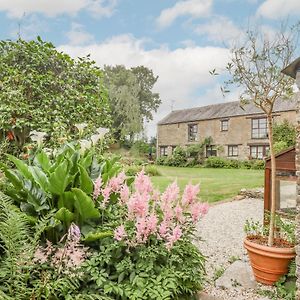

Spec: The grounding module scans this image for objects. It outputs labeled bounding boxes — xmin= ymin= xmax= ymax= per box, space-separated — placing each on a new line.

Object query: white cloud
xmin=59 ymin=34 xmax=229 ymax=136
xmin=195 ymin=16 xmax=243 ymax=45
xmin=66 ymin=23 xmax=94 ymax=45
xmin=257 ymin=0 xmax=300 ymax=19
xmin=0 ymin=0 xmax=118 ymax=18
xmin=156 ymin=0 xmax=212 ymax=29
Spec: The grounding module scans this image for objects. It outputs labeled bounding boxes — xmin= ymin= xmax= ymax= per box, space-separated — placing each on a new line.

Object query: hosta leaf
xmin=34 ymin=151 xmax=51 ymax=172
xmin=7 ymin=154 xmax=32 ymax=180
xmin=71 ymin=188 xmax=100 ymax=221
xmin=48 ymin=160 xmax=71 ymax=195
xmin=78 ymin=164 xmax=93 ymax=194
xmin=29 ymin=166 xmax=49 ymax=192
xmin=55 ymin=207 xmax=74 ymax=225
xmin=83 ymin=231 xmax=113 ymax=242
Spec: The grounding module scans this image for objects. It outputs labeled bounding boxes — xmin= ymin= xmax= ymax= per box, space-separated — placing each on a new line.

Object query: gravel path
xmin=196 ymin=198 xmax=274 ymax=300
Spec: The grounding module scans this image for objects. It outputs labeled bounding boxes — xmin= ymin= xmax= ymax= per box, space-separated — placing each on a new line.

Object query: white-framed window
xmin=228 ymin=145 xmax=238 ymax=157
xmin=252 ymin=118 xmax=268 ymax=139
xmin=221 ymin=119 xmax=229 ymax=131
xmin=250 ymin=145 xmax=269 ymax=159
xmin=160 ymin=146 xmax=168 ymax=156
xmin=188 ymin=124 xmax=198 ymax=142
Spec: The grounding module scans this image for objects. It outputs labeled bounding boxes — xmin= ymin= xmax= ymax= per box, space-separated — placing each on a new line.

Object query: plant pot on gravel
xmin=244 ymin=235 xmax=295 ymax=285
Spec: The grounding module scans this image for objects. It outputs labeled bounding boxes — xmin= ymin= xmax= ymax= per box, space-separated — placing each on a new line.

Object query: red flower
xmin=6 ymin=131 xmax=14 ymax=141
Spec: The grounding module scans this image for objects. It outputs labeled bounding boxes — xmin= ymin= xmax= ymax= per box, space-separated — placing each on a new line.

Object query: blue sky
xmin=0 ymin=0 xmax=299 ymax=137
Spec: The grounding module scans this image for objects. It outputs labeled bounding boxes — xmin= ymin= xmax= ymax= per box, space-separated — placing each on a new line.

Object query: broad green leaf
xmin=48 ymin=160 xmax=71 ymax=195
xmin=3 ymin=168 xmax=23 ymax=190
xmin=83 ymin=230 xmax=113 ymax=242
xmin=35 ymin=151 xmax=51 ymax=172
xmin=58 ymin=191 xmax=75 ymax=211
xmin=55 ymin=207 xmax=74 ymax=225
xmin=29 ymin=166 xmax=49 ymax=192
xmin=7 ymin=154 xmax=32 ymax=180
xmin=78 ymin=164 xmax=93 ymax=194
xmin=71 ymin=188 xmax=100 ymax=221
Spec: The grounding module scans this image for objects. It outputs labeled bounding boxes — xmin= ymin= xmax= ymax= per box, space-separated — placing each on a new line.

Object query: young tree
xmin=0 ymin=38 xmax=110 ymax=152
xmin=223 ymin=24 xmax=299 ymax=246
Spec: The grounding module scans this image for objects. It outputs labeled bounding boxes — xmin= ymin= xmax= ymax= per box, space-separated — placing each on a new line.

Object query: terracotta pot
xmin=244 ymin=237 xmax=295 ymax=285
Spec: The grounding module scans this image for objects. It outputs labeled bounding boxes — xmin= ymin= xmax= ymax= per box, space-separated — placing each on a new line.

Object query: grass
xmin=151 ymin=166 xmax=264 ymax=203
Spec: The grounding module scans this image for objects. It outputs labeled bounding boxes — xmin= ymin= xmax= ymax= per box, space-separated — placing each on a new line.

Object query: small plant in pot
xmin=244 ymin=216 xmax=296 ymax=285
xmin=213 ymin=22 xmax=300 ymax=285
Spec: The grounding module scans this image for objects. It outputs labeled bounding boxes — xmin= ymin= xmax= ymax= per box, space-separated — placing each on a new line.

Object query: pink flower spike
xmin=134 ymin=170 xmax=153 ymax=194
xmin=93 ymin=176 xmax=102 ymax=200
xmin=190 ymin=202 xmax=209 ymax=223
xmin=68 ymin=223 xmax=81 ymax=243
xmin=158 ymin=220 xmax=169 ymax=238
xmin=120 ymin=184 xmax=130 ymax=204
xmin=161 ymin=181 xmax=179 ymax=204
xmin=174 ymin=204 xmax=184 ymax=223
xmin=181 ymin=184 xmax=200 ymax=206
xmin=101 ymin=186 xmax=112 ymax=207
xmin=108 ymin=172 xmax=126 ymax=192
xmin=147 ymin=214 xmax=158 ymax=234
xmin=166 ymin=225 xmax=182 ymax=250
xmin=114 ymin=225 xmax=127 ymax=241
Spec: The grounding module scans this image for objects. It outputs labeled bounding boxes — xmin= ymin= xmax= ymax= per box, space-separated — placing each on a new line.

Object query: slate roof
xmin=158 ymin=98 xmax=298 ymax=125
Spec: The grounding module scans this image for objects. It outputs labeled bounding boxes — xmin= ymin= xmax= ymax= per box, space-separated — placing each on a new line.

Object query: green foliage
xmin=204 ymin=157 xmax=265 ymax=170
xmin=103 ymin=65 xmax=161 ymax=140
xmin=1 ymin=143 xmax=121 ymax=242
xmin=273 ymin=120 xmax=296 ymax=150
xmin=125 ymin=165 xmax=161 ymax=177
xmin=83 ymin=237 xmax=205 ymax=299
xmin=0 ymin=38 xmax=110 ymax=156
xmin=244 ymin=215 xmax=295 ymax=244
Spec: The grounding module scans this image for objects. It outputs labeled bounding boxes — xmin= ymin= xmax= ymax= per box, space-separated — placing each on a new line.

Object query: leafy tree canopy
xmin=273 ymin=119 xmax=296 ymax=151
xmin=0 ymin=38 xmax=111 ymax=150
xmin=103 ymin=65 xmax=161 ymax=140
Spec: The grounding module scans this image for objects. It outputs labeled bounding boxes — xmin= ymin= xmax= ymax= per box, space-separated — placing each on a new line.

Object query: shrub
xmin=156 ymin=156 xmax=167 ymax=165
xmin=2 ymin=142 xmax=207 ymax=299
xmin=125 ymin=165 xmax=161 ymax=177
xmin=204 ymin=157 xmax=227 ymax=168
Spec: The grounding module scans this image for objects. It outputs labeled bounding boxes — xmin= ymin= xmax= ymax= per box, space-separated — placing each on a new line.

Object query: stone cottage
xmin=157 ymin=100 xmax=297 ymax=160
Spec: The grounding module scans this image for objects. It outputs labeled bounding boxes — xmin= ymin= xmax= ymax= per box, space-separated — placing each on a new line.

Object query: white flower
xmin=91 ymin=128 xmax=109 ymax=146
xmin=30 ymin=130 xmax=47 ymax=147
xmin=79 ymin=139 xmax=92 ymax=153
xmin=96 ymin=127 xmax=109 ymax=138
xmin=75 ymin=123 xmax=88 ymax=135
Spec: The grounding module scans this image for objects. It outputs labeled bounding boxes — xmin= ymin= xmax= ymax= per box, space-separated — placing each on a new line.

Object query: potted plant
xmin=244 ymin=216 xmax=296 ymax=285
xmin=212 ymin=23 xmax=300 ymax=285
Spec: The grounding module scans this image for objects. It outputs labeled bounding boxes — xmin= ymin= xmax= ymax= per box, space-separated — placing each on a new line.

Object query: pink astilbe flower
xmin=127 ymin=192 xmax=149 ymax=218
xmin=161 ymin=181 xmax=179 ymax=204
xmin=134 ymin=170 xmax=153 ymax=194
xmin=181 ymin=184 xmax=200 ymax=206
xmin=190 ymin=202 xmax=209 ymax=223
xmin=146 ymin=213 xmax=158 ymax=234
xmin=158 ymin=220 xmax=169 ymax=239
xmin=166 ymin=225 xmax=182 ymax=249
xmin=93 ymin=176 xmax=102 ymax=200
xmin=101 ymin=186 xmax=112 ymax=207
xmin=135 ymin=217 xmax=147 ymax=243
xmin=108 ymin=172 xmax=126 ymax=192
xmin=119 ymin=184 xmax=130 ymax=204
xmin=114 ymin=225 xmax=127 ymax=241
xmin=68 ymin=223 xmax=81 ymax=243
xmin=174 ymin=204 xmax=184 ymax=223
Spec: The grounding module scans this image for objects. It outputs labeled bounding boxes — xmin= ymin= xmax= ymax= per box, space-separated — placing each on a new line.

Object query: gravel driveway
xmin=196 ymin=198 xmax=274 ymax=300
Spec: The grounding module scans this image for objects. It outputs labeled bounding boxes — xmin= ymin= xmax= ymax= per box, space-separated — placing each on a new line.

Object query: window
xmin=228 ymin=145 xmax=238 ymax=157
xmin=171 ymin=146 xmax=177 ymax=154
xmin=221 ymin=119 xmax=229 ymax=131
xmin=250 ymin=145 xmax=269 ymax=159
xmin=188 ymin=124 xmax=198 ymax=142
xmin=252 ymin=118 xmax=268 ymax=139
xmin=160 ymin=146 xmax=168 ymax=156
xmin=206 ymin=145 xmax=217 ymax=157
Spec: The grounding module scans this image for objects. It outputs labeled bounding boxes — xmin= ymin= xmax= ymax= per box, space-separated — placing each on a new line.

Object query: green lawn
xmin=151 ymin=166 xmax=264 ymax=203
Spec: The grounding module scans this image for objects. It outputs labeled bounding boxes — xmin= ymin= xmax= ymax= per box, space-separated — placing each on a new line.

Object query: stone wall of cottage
xmin=157 ymin=110 xmax=297 ymax=159
xmin=295 ymin=73 xmax=300 ymax=299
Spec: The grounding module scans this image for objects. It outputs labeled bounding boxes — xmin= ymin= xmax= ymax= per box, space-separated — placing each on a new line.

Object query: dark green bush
xmin=204 ymin=157 xmax=227 ymax=168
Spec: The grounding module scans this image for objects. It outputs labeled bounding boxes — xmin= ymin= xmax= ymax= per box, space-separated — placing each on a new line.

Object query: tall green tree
xmin=104 ymin=65 xmax=161 ymax=141
xmin=103 ymin=65 xmax=142 ymax=140
xmin=131 ymin=66 xmax=161 ymax=122
xmin=0 ymin=38 xmax=110 ymax=152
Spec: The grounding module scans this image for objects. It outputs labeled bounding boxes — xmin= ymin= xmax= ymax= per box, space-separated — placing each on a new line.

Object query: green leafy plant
xmin=1 ymin=143 xmax=122 ymax=242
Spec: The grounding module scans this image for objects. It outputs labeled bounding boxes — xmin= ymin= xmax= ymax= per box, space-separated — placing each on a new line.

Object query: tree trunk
xmin=267 ymin=114 xmax=276 ymax=247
